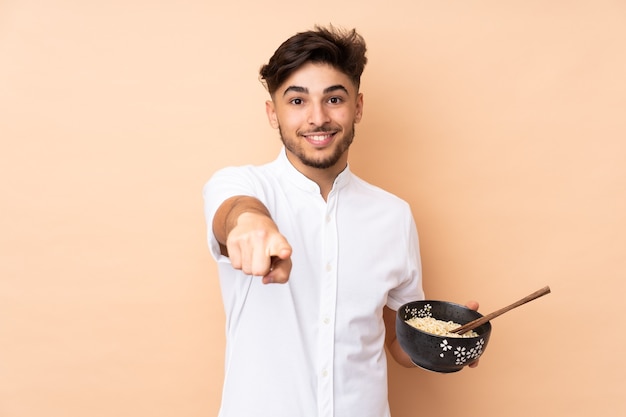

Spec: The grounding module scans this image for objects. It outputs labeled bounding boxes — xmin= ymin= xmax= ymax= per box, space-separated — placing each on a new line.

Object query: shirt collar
xmin=274 ymin=147 xmax=352 ymax=194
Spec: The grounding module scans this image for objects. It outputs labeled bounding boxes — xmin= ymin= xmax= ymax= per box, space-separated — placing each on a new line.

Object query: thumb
xmin=465 ymin=300 xmax=479 ymax=311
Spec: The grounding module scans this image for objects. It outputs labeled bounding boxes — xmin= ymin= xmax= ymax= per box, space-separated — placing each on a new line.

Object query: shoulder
xmin=205 ymin=160 xmax=279 ymax=190
xmin=202 ymin=161 xmax=280 ymax=224
xmin=348 ymin=174 xmax=411 ymax=211
xmin=209 ymin=159 xmax=276 ymax=179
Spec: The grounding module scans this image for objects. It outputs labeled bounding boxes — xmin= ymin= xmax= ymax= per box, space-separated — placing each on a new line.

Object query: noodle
xmin=405 ymin=316 xmax=478 ymax=338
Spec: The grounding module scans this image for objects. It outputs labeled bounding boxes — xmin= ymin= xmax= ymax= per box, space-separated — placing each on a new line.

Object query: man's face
xmin=265 ymin=62 xmax=363 ymax=174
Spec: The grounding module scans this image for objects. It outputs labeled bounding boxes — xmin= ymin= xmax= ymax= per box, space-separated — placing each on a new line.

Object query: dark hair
xmin=259 ymin=25 xmax=368 ymax=95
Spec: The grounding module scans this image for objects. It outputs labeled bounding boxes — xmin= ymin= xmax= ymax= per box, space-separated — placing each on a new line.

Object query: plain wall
xmin=1 ymin=1 xmax=625 ymax=416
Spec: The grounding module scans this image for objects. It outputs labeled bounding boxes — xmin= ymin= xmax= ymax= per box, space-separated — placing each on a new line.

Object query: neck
xmin=311 ymin=167 xmax=344 ymax=201
xmin=285 ymin=152 xmax=347 ymax=201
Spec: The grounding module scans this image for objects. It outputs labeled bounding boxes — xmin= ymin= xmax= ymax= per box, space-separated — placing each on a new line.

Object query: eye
xmin=328 ymin=96 xmax=343 ymax=104
xmin=289 ymin=98 xmax=303 ymax=105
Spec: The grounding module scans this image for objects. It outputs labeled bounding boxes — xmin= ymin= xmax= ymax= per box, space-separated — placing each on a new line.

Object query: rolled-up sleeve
xmin=202 ymin=166 xmax=257 ymax=262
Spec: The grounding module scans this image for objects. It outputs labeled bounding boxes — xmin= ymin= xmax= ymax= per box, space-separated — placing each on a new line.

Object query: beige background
xmin=1 ymin=1 xmax=625 ymax=416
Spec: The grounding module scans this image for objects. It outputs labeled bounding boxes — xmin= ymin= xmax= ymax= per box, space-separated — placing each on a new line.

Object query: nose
xmin=308 ymin=102 xmax=330 ymax=126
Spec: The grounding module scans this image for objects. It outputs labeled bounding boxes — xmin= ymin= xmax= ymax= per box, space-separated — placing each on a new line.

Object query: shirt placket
xmin=317 ymin=192 xmax=338 ymax=417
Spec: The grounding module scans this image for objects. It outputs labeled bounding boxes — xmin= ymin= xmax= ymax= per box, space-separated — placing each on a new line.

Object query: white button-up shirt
xmin=203 ymin=149 xmax=424 ymax=417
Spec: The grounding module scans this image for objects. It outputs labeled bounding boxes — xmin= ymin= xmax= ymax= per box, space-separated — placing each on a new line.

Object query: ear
xmin=354 ymin=92 xmax=364 ymax=123
xmin=265 ymin=100 xmax=279 ymax=129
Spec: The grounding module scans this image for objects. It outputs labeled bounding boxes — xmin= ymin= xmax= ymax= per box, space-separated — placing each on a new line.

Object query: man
xmin=203 ymin=25 xmax=477 ymax=417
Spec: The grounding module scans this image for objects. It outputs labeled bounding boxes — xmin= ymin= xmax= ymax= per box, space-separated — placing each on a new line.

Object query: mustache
xmin=299 ymin=124 xmax=340 ymax=135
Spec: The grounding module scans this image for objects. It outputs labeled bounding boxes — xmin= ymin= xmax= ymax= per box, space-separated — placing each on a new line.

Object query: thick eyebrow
xmin=282 ymin=84 xmax=350 ymax=97
xmin=323 ymin=84 xmax=349 ymax=95
xmin=283 ymin=86 xmax=308 ymax=96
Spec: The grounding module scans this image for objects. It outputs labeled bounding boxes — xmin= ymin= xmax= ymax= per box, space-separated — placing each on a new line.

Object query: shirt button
xmin=323 ymin=317 xmax=330 ymax=325
xmin=325 ymin=263 xmax=332 ymax=272
xmin=325 ymin=214 xmax=331 ymax=223
xmin=322 ymin=369 xmax=328 ymax=377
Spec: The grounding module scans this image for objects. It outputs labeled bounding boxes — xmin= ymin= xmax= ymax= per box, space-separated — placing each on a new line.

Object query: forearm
xmin=212 ymin=195 xmax=272 ymax=248
xmin=383 ymin=306 xmax=416 ymax=368
xmin=388 ymin=338 xmax=416 ymax=368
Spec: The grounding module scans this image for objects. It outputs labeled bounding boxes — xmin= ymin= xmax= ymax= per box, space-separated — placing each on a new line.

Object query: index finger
xmin=266 ymin=235 xmax=292 ymax=260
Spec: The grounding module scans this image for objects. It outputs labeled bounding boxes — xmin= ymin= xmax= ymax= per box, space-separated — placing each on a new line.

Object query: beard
xmin=278 ymin=124 xmax=356 ymax=169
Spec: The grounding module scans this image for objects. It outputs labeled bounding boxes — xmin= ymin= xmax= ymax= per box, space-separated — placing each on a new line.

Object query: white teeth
xmin=308 ymin=135 xmax=330 ymax=141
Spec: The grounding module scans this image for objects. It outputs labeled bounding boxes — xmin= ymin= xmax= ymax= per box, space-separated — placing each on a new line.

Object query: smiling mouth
xmin=302 ymin=132 xmax=336 ymax=146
